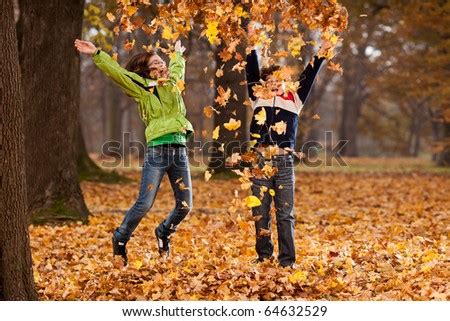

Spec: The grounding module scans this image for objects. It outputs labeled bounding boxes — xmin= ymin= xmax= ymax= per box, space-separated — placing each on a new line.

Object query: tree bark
xmin=17 ymin=0 xmax=89 ymax=223
xmin=0 ymin=0 xmax=38 ymax=300
xmin=208 ymin=41 xmax=248 ymax=172
xmin=436 ymin=122 xmax=450 ymax=166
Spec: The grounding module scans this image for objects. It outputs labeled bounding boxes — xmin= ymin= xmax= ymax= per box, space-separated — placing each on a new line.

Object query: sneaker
xmin=154 ymin=227 xmax=170 ymax=256
xmin=112 ymin=235 xmax=128 ymax=266
xmin=281 ymin=262 xmax=297 ymax=269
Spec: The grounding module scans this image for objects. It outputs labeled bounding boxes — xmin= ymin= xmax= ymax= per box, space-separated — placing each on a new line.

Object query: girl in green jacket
xmin=75 ymin=39 xmax=194 ymax=265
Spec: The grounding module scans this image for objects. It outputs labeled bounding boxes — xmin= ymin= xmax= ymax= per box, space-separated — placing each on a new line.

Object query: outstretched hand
xmin=74 ymin=39 xmax=97 ymax=55
xmin=174 ymin=40 xmax=186 ymax=54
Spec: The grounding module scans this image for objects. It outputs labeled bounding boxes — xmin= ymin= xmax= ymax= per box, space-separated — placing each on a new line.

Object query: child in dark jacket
xmin=246 ymin=49 xmax=325 ymax=267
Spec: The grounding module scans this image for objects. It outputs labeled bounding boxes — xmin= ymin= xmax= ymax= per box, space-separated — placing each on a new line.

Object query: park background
xmin=1 ymin=0 xmax=449 ymax=300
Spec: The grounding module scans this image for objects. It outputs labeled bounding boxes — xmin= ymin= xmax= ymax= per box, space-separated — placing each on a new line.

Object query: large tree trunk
xmin=0 ymin=0 xmax=38 ymax=300
xmin=208 ymin=41 xmax=248 ymax=172
xmin=17 ymin=0 xmax=89 ymax=223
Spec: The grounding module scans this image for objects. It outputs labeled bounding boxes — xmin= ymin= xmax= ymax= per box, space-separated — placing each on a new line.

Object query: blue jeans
xmin=114 ymin=146 xmax=193 ymax=242
xmin=251 ymin=154 xmax=295 ymax=266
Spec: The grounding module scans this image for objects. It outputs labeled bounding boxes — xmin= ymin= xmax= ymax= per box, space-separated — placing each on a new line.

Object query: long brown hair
xmin=125 ymin=49 xmax=157 ymax=78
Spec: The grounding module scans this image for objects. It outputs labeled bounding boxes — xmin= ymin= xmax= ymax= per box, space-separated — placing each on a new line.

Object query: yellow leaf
xmin=132 ymin=259 xmax=143 ymax=270
xmin=289 ymin=270 xmax=308 ymax=283
xmin=244 ymin=195 xmax=261 ymax=208
xmin=212 ymin=126 xmax=220 ymax=140
xmin=224 ymin=118 xmax=241 ymax=131
xmin=421 ymin=249 xmax=439 ymax=263
xmin=205 ymin=21 xmax=219 ymax=45
xmin=162 ymin=26 xmax=172 ymax=40
xmin=127 ymin=6 xmax=138 ymax=17
xmin=254 ymin=108 xmax=266 ymax=125
xmin=234 ymin=5 xmax=249 ymax=18
xmin=288 ymin=35 xmax=306 ymax=57
xmin=269 ymin=189 xmax=275 ymax=196
xmin=175 ymin=79 xmax=185 ymax=92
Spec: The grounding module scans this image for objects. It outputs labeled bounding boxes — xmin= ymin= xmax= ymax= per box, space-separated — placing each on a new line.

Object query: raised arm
xmin=245 ymin=49 xmax=260 ymax=101
xmin=74 ymin=39 xmax=147 ymax=99
xmin=169 ymin=40 xmax=186 ymax=84
xmin=168 ymin=52 xmax=186 ymax=83
xmin=92 ymin=50 xmax=148 ymax=99
xmin=297 ymin=56 xmax=326 ymax=104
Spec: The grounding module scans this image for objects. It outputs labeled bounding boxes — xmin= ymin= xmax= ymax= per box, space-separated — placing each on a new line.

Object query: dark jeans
xmin=251 ymin=154 xmax=295 ymax=266
xmin=114 ymin=145 xmax=193 ymax=242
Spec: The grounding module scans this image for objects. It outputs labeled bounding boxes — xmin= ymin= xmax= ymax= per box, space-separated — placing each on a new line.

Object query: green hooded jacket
xmin=92 ymin=50 xmax=194 ymax=143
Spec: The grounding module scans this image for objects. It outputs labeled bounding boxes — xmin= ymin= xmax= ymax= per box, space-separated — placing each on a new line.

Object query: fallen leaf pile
xmin=30 ymin=171 xmax=449 ymax=300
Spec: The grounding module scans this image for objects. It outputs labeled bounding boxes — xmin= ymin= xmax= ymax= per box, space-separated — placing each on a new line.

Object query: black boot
xmin=112 ymin=235 xmax=128 ymax=266
xmin=154 ymin=226 xmax=170 ymax=256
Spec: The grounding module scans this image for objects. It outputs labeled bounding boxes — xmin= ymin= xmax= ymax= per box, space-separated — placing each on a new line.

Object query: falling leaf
xmin=215 ymin=68 xmax=224 ymax=78
xmin=215 ymin=86 xmax=232 ymax=107
xmin=127 ymin=6 xmax=138 ymax=17
xmin=288 ymin=35 xmax=306 ymax=57
xmin=218 ymin=48 xmax=233 ymax=62
xmin=124 ymin=39 xmax=135 ymax=51
xmin=244 ymin=195 xmax=262 ymax=208
xmin=212 ymin=126 xmax=220 ymax=140
xmin=271 ymin=121 xmax=287 ymax=135
xmin=327 ymin=61 xmax=343 ymax=75
xmin=175 ymin=79 xmax=185 ymax=93
xmin=203 ymin=106 xmax=217 ymax=118
xmin=106 ymin=12 xmax=115 ymax=22
xmin=254 ymin=109 xmax=267 ymax=125
xmin=223 ymin=118 xmax=241 ymax=131
xmin=205 ymin=21 xmax=220 ymax=45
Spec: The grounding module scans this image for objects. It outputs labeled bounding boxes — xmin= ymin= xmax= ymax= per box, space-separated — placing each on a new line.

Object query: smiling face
xmin=266 ymin=75 xmax=283 ymax=94
xmin=148 ymin=54 xmax=167 ymax=79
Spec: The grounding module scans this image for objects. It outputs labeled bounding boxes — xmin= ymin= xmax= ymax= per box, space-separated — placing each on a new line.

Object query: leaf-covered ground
xmin=30 ymin=170 xmax=449 ymax=300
